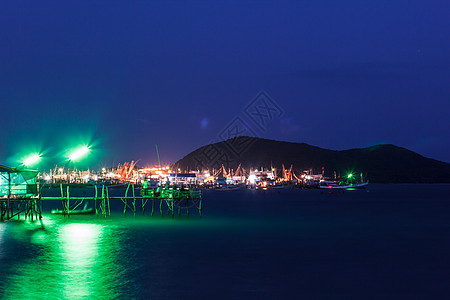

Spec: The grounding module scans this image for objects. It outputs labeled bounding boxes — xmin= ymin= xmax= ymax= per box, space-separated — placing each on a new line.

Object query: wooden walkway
xmin=1 ymin=184 xmax=202 ymax=221
xmin=0 ymin=196 xmax=42 ymax=221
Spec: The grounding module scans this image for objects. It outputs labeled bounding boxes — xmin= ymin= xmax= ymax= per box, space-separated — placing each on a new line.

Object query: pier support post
xmin=171 ymin=200 xmax=174 ymax=218
xmin=142 ymin=197 xmax=148 ymax=215
xmin=101 ymin=185 xmax=106 ymax=218
xmin=39 ymin=196 xmax=42 ymax=219
xmin=186 ymin=198 xmax=189 ymax=216
xmin=67 ymin=186 xmax=70 ymax=217
xmin=151 ymin=199 xmax=154 ymax=216
xmin=132 ymin=184 xmax=136 ymax=216
xmin=124 ymin=184 xmax=130 ymax=215
xmin=94 ymin=185 xmax=98 ymax=216
xmin=106 ymin=186 xmax=110 ymax=216
xmin=6 ymin=198 xmax=10 ymax=220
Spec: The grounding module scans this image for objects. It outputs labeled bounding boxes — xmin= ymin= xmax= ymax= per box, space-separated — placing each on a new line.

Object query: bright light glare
xmin=23 ymin=153 xmax=41 ymax=167
xmin=69 ymin=146 xmax=90 ymax=161
xmin=347 ymin=173 xmax=353 ymax=179
xmin=248 ymin=174 xmax=257 ymax=184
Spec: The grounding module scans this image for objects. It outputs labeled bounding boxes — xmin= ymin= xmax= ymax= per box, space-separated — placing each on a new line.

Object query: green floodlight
xmin=23 ymin=153 xmax=41 ymax=167
xmin=69 ymin=146 xmax=90 ymax=162
xmin=347 ymin=173 xmax=353 ymax=179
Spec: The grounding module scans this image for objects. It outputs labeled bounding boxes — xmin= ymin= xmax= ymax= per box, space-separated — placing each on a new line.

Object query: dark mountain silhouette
xmin=173 ymin=136 xmax=450 ymax=183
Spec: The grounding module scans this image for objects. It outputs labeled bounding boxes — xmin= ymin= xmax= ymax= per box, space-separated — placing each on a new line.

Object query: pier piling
xmin=28 ymin=185 xmax=203 ymax=220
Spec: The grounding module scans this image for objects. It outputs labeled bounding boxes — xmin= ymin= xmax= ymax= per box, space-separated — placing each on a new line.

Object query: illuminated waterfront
xmin=1 ymin=185 xmax=450 ymax=298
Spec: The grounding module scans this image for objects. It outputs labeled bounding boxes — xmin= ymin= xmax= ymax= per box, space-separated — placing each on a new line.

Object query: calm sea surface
xmin=1 ymin=184 xmax=450 ymax=299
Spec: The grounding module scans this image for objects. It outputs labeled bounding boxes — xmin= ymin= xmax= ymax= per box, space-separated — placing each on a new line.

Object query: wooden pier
xmin=1 ymin=184 xmax=201 ymax=221
xmin=0 ymin=196 xmax=42 ymax=221
xmin=44 ymin=183 xmax=202 ymax=218
xmin=1 ymin=165 xmax=202 ymax=221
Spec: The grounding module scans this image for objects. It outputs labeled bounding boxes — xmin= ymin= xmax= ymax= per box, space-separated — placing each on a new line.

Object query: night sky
xmin=1 ymin=0 xmax=449 ymax=169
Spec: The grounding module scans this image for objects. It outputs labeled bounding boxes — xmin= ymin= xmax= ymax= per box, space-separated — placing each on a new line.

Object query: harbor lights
xmin=23 ymin=153 xmax=41 ymax=167
xmin=68 ymin=145 xmax=90 ymax=162
xmin=347 ymin=173 xmax=353 ymax=179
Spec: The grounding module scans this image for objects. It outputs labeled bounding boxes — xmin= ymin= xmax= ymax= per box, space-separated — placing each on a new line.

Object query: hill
xmin=173 ymin=136 xmax=450 ymax=183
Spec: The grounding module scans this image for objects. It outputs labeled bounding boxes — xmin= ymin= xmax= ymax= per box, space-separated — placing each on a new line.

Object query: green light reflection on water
xmin=0 ymin=214 xmax=287 ymax=299
xmin=2 ymin=219 xmax=126 ymax=300
xmin=59 ymin=223 xmax=104 ymax=298
xmin=0 ymin=223 xmax=5 ymax=260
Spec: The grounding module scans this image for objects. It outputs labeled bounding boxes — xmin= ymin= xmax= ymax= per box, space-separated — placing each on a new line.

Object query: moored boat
xmin=51 ymin=208 xmax=95 ymax=215
xmin=319 ymin=181 xmax=368 ymax=189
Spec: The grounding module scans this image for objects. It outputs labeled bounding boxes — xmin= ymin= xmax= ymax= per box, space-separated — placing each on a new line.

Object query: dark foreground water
xmin=1 ymin=184 xmax=450 ymax=299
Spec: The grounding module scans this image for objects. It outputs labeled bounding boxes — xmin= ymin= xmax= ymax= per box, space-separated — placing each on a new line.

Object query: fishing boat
xmin=269 ymin=182 xmax=296 ymax=189
xmin=215 ymin=182 xmax=246 ymax=191
xmin=319 ymin=172 xmax=368 ymax=189
xmin=51 ymin=208 xmax=95 ymax=215
xmin=51 ymin=200 xmax=95 ymax=215
xmin=319 ymin=181 xmax=368 ymax=189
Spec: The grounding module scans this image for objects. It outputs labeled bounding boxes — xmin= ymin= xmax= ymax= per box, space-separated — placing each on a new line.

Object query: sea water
xmin=1 ymin=184 xmax=450 ymax=299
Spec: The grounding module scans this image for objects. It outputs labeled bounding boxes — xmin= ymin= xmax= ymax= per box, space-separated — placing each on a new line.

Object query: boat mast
xmin=155 ymin=144 xmax=161 ymax=167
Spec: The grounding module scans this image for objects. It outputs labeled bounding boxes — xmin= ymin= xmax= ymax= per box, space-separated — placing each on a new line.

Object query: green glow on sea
xmin=1 ymin=219 xmax=123 ymax=299
xmin=0 ymin=209 xmax=316 ymax=299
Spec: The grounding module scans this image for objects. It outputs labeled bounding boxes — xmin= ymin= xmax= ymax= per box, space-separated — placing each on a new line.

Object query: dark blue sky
xmin=1 ymin=0 xmax=449 ymax=168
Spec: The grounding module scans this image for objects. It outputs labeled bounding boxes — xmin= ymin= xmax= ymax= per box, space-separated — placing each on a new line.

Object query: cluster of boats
xmin=209 ymin=180 xmax=368 ymax=191
xmin=41 ymin=164 xmax=369 ymax=191
xmin=207 ymin=167 xmax=368 ymax=190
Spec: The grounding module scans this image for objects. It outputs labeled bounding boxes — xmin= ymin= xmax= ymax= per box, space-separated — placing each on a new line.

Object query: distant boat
xmin=51 ymin=200 xmax=95 ymax=215
xmin=215 ymin=183 xmax=246 ymax=191
xmin=106 ymin=183 xmax=129 ymax=189
xmin=270 ymin=183 xmax=295 ymax=189
xmin=319 ymin=182 xmax=368 ymax=190
xmin=87 ymin=182 xmax=128 ymax=189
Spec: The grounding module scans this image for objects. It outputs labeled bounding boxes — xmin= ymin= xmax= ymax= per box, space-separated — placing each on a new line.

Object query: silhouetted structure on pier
xmin=0 ymin=165 xmax=41 ymax=220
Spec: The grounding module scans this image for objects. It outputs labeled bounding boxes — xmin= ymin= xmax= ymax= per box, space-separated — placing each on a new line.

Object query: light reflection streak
xmin=59 ymin=223 xmax=103 ymax=298
xmin=0 ymin=223 xmax=5 ymax=259
xmin=0 ymin=220 xmax=125 ymax=299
